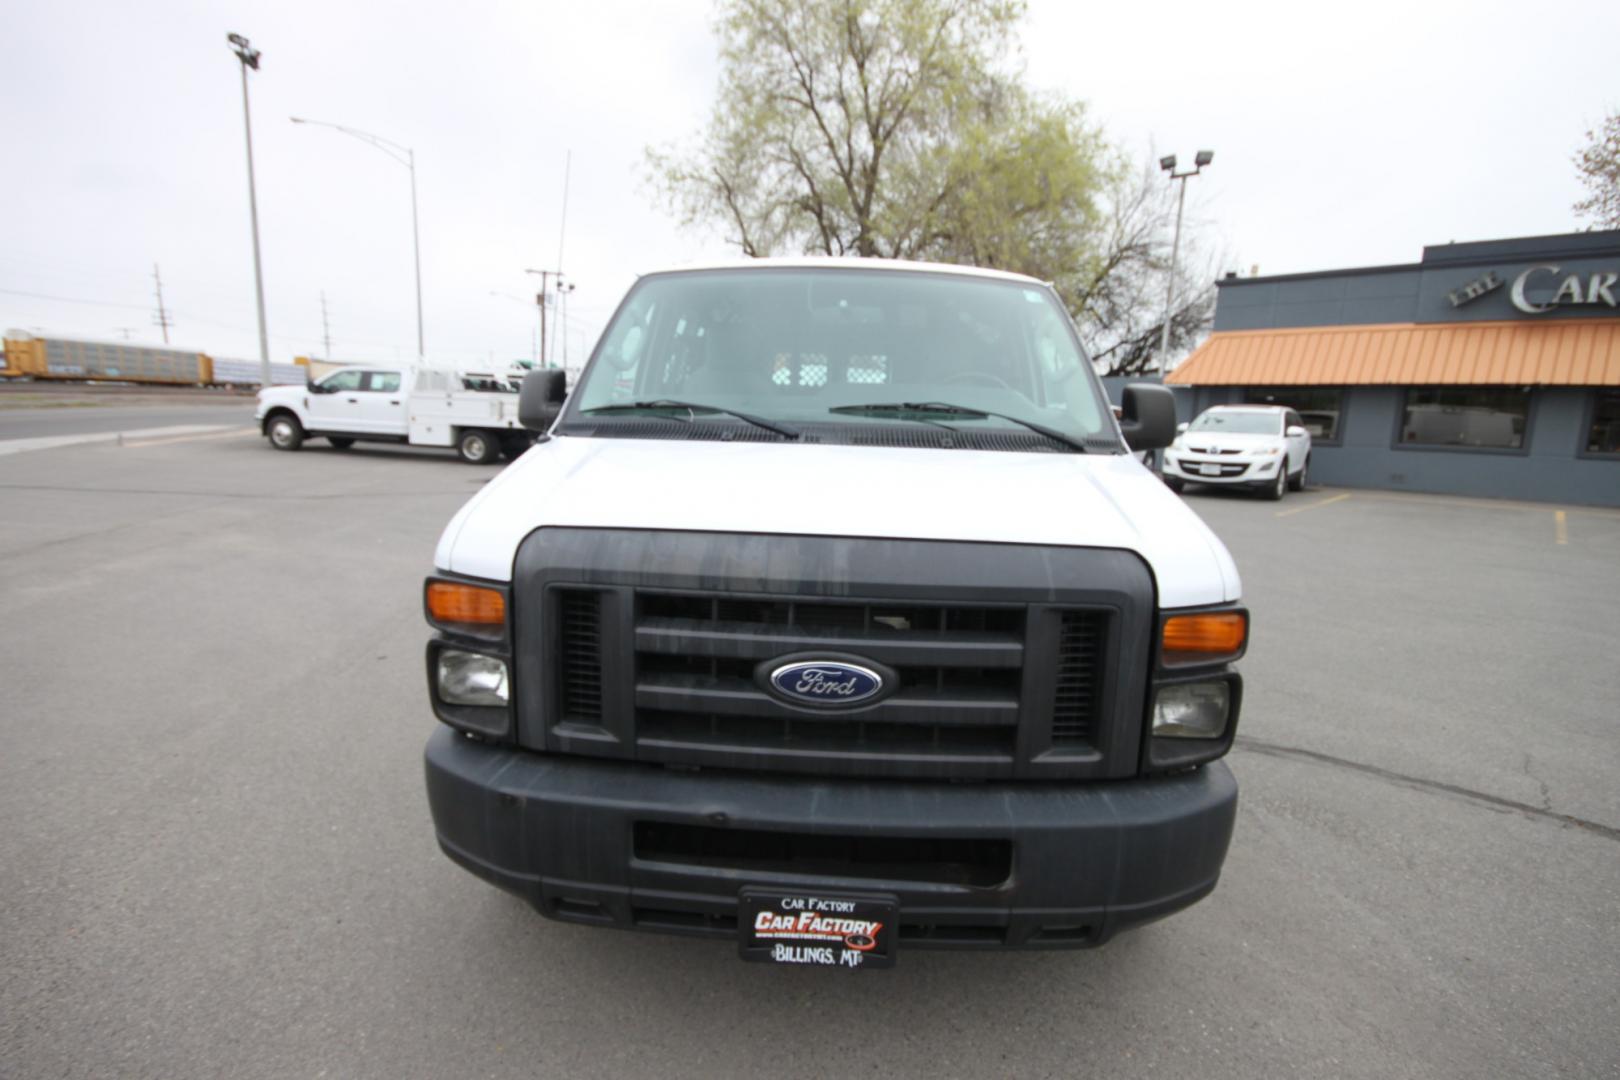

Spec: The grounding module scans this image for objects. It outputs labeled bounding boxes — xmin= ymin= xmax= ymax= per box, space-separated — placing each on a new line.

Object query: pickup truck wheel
xmin=267 ymin=414 xmax=304 ymax=451
xmin=1266 ymin=466 xmax=1286 ymax=501
xmin=457 ymin=429 xmax=498 ymax=465
xmin=327 ymin=436 xmax=355 ymax=449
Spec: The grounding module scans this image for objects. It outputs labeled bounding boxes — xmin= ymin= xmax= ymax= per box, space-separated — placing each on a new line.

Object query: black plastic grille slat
xmin=630 ymin=591 xmax=1026 ymax=768
xmin=1052 ymin=611 xmax=1107 ymax=744
xmin=558 ymin=590 xmax=604 ymax=723
xmin=633 ymin=821 xmax=1013 ymax=887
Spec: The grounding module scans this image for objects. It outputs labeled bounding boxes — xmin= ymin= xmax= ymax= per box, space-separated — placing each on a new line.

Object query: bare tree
xmin=1573 ymin=110 xmax=1620 ymax=229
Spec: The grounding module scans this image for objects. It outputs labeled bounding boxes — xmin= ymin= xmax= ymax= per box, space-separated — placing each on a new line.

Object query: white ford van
xmin=422 ymin=259 xmax=1246 ymax=967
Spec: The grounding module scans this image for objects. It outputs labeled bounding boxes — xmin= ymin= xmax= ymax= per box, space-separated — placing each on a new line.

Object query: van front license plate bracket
xmin=739 ymin=888 xmax=897 ymax=969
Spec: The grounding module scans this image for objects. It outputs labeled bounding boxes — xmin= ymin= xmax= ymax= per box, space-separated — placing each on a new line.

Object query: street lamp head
xmin=227 ymin=32 xmax=260 ymax=69
xmin=1194 ymin=149 xmax=1215 ymax=168
xmin=1159 ymin=154 xmax=1177 ymax=172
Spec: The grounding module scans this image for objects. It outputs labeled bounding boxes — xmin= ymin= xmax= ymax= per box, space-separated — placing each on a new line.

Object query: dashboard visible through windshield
xmin=561 ymin=268 xmax=1119 ymax=451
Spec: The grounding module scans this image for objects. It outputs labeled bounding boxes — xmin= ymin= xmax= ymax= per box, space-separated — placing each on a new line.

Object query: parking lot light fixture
xmin=1156 ymin=148 xmax=1215 ymax=376
xmin=227 ymin=33 xmax=272 ymax=389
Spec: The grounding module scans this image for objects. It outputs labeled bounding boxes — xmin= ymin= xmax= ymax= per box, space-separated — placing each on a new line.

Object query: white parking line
xmin=1275 ymin=492 xmax=1351 ymax=518
xmin=0 ymin=424 xmax=231 ymax=457
xmin=121 ymin=426 xmax=257 ymax=449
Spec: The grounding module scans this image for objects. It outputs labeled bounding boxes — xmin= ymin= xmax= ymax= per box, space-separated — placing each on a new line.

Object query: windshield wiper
xmin=581 ymin=400 xmax=801 ymax=439
xmin=828 ymin=401 xmax=1092 ymax=453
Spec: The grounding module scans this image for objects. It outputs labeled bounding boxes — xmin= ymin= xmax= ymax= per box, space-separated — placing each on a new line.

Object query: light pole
xmin=292 ymin=117 xmax=425 ymax=358
xmin=227 ymin=33 xmax=272 ymax=388
xmin=1156 ymin=149 xmax=1213 ymax=376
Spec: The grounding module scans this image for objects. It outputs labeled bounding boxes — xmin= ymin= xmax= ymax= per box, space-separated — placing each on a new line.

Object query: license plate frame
xmin=1199 ymin=463 xmax=1223 ymax=476
xmin=739 ymin=888 xmax=898 ymax=969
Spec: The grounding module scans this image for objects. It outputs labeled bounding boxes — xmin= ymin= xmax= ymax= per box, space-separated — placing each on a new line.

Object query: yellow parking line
xmin=1555 ymin=510 xmax=1568 ymax=545
xmin=1276 ymin=492 xmax=1351 ymax=518
xmin=122 ymin=426 xmax=257 ymax=449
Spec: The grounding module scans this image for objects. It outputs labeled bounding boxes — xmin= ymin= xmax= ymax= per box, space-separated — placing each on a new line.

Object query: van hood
xmin=435 ymin=435 xmax=1241 ymax=608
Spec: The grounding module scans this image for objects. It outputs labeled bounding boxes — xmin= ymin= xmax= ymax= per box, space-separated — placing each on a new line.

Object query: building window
xmin=1244 ymin=387 xmax=1344 ymax=442
xmin=1588 ymin=389 xmax=1620 ymax=455
xmin=1400 ymin=387 xmax=1528 ymax=450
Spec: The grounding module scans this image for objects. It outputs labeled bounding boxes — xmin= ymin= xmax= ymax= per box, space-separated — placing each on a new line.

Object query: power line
xmin=0 ymin=286 xmax=151 ymax=311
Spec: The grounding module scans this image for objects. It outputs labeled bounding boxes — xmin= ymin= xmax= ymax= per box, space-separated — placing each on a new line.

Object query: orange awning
xmin=1166 ymin=318 xmax=1620 ymax=387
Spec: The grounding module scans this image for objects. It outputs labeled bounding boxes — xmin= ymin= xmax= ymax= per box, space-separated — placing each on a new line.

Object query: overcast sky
xmin=3 ymin=0 xmax=1615 ymax=370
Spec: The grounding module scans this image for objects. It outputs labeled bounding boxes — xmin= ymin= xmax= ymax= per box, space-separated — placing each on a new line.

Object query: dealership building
xmin=1166 ymin=229 xmax=1620 ymax=507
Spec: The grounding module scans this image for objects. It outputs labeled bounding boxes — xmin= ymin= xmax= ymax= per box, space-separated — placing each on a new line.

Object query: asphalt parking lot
xmin=2 ymin=427 xmax=1617 ymax=1079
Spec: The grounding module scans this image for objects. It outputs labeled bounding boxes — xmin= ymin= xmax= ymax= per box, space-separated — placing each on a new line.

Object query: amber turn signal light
xmin=1161 ymin=611 xmax=1247 ymax=666
xmin=426 ymin=581 xmax=506 ymax=631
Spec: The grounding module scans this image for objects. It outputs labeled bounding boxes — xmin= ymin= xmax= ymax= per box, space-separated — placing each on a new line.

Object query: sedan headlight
xmin=437 ymin=649 xmax=510 ymax=706
xmin=1152 ymin=681 xmax=1230 ymax=739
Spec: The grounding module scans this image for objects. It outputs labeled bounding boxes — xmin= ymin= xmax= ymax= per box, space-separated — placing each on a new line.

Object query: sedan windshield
xmin=563 ymin=268 xmax=1116 ymax=448
xmin=1189 ymin=411 xmax=1282 ymax=436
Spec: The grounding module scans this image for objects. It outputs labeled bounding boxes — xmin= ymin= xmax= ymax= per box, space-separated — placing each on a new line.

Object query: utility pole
xmin=152 ymin=264 xmax=173 ymax=344
xmin=320 ymin=291 xmax=332 ymax=360
xmin=227 ymin=33 xmax=272 ymax=388
xmin=524 ymin=269 xmax=554 ymax=367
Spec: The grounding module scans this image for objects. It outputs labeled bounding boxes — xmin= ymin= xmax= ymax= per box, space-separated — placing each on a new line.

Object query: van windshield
xmin=1190 ymin=411 xmax=1282 ymax=435
xmin=562 ymin=268 xmax=1117 ymax=449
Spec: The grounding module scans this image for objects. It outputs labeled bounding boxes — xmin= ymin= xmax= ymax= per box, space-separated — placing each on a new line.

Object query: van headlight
xmin=437 ymin=649 xmax=509 ymax=706
xmin=1152 ymin=681 xmax=1230 ymax=738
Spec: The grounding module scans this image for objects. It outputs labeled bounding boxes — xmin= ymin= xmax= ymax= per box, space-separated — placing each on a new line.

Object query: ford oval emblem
xmin=767 ymin=660 xmax=885 ymax=708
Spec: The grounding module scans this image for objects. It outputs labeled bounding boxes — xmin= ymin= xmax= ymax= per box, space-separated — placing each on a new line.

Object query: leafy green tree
xmin=1573 ymin=110 xmax=1620 ymax=229
xmin=648 ymin=0 xmax=1214 ymax=375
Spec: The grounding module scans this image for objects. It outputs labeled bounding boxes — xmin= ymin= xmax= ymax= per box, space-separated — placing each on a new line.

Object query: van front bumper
xmin=424 ymin=727 xmax=1238 ymax=949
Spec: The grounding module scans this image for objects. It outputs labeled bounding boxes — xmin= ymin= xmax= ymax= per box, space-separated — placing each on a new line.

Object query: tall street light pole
xmin=291 ymin=117 xmax=425 ymax=358
xmin=227 ymin=33 xmax=272 ymax=388
xmin=1156 ymin=149 xmax=1214 ymax=377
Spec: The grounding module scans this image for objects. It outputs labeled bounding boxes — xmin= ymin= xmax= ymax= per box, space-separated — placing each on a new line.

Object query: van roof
xmin=641 ymin=256 xmax=1048 ymax=287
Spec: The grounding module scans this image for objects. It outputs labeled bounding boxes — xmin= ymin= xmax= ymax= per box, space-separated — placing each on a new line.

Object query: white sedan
xmin=1162 ymin=405 xmax=1311 ymax=500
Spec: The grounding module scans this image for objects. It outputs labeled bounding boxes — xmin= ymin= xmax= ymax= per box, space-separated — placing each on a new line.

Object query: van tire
xmin=457 ymin=429 xmax=498 ymax=465
xmin=267 ymin=413 xmax=304 ymax=451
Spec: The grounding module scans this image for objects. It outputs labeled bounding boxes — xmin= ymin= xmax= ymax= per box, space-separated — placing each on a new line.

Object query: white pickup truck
xmin=254 ymin=364 xmax=539 ymax=463
xmin=421 ymin=258 xmax=1248 ymax=965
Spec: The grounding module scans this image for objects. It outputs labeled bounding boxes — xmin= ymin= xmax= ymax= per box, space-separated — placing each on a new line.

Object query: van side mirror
xmin=519 ymin=368 xmax=568 ymax=431
xmin=1118 ymin=383 xmax=1177 ymax=452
